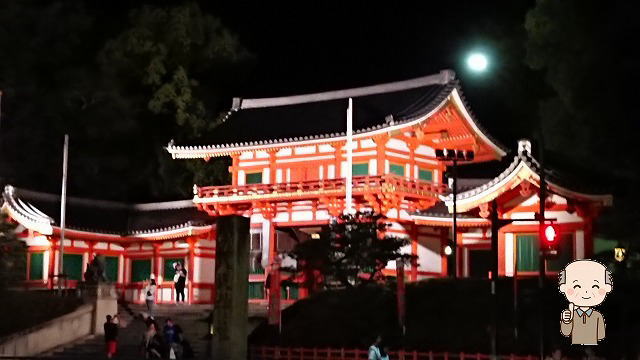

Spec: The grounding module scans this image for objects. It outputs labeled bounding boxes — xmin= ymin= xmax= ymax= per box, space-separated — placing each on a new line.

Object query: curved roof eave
xmin=166 ymin=76 xmax=507 ymax=160
xmin=442 ymin=150 xmax=613 ymax=213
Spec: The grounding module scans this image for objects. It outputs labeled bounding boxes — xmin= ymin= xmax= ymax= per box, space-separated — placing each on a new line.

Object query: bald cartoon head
xmin=559 ymin=260 xmax=612 ymax=307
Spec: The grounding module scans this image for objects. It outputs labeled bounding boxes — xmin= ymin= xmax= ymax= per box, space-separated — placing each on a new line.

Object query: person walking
xmin=141 ymin=321 xmax=163 ymax=359
xmin=104 ymin=315 xmax=119 ymax=359
xmin=173 ymin=263 xmax=187 ymax=304
xmin=164 ymin=318 xmax=184 ymax=359
xmin=144 ymin=278 xmax=157 ymax=318
xmin=368 ymin=335 xmax=384 ymax=360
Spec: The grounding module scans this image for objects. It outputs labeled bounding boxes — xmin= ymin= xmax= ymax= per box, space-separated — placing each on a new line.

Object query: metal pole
xmin=345 ymin=98 xmax=354 ymax=215
xmin=452 ymin=157 xmax=458 ymax=278
xmin=513 ymin=235 xmax=519 ymax=341
xmin=490 ymin=200 xmax=499 ymax=360
xmin=538 ymin=142 xmax=546 ymax=360
xmin=57 ymin=135 xmax=69 ymax=292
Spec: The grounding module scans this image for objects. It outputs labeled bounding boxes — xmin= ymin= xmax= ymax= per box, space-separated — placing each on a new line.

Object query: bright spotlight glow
xmin=444 ymin=245 xmax=453 ymax=256
xmin=467 ymin=53 xmax=488 ymax=72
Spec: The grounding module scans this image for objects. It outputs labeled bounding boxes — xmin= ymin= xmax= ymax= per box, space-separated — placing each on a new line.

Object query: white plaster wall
xmin=369 ymin=159 xmax=377 ymax=175
xmin=505 ymin=233 xmax=514 ymax=277
xmin=194 ymin=257 xmax=215 ymax=283
xmin=417 ymin=235 xmax=442 ymax=273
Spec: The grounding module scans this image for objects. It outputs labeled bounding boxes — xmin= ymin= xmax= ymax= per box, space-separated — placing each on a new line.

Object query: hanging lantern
xmin=614 ymin=247 xmax=626 ymax=262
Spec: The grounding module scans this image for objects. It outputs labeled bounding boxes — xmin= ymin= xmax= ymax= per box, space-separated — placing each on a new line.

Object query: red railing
xmin=250 ymin=347 xmax=536 ymax=360
xmin=197 ymin=175 xmax=448 ymax=200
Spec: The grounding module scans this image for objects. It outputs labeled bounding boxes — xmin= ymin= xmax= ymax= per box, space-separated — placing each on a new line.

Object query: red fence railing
xmin=249 ymin=347 xmax=536 ymax=360
xmin=197 ymin=175 xmax=448 ymax=200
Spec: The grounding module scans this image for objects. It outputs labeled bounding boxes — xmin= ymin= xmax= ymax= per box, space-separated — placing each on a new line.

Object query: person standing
xmin=104 ymin=315 xmax=119 ymax=359
xmin=145 ymin=278 xmax=157 ymax=318
xmin=173 ymin=263 xmax=187 ymax=304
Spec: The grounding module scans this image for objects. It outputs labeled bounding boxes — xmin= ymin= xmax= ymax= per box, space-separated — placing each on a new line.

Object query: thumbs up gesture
xmin=561 ymin=303 xmax=574 ymax=323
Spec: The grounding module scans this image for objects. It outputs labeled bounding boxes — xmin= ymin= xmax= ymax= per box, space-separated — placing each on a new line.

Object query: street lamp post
xmin=436 ymin=149 xmax=474 ymax=278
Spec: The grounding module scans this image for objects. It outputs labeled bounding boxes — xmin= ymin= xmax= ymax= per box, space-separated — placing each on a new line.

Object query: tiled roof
xmin=166 ymin=70 xmax=507 ymax=156
xmin=413 ymin=201 xmax=480 ymax=219
xmin=443 ymin=140 xmax=613 ymax=205
xmin=2 ymin=185 xmax=214 ymax=236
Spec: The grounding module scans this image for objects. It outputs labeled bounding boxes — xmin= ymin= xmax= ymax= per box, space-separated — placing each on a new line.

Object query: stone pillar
xmin=212 ymin=215 xmax=250 ymax=360
xmin=84 ymin=283 xmax=118 ymax=335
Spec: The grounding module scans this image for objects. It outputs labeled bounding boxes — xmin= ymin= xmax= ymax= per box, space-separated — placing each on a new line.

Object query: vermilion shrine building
xmin=6 ymin=70 xmax=612 ymax=304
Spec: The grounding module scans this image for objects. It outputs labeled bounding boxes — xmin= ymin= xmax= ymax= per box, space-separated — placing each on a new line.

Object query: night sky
xmin=0 ymin=0 xmax=636 ymax=219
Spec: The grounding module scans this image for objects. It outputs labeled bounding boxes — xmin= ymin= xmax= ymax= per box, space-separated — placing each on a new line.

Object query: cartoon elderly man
xmin=559 ymin=259 xmax=612 ymax=345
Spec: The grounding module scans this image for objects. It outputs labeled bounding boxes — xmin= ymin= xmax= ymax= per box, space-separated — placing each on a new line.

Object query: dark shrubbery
xmin=251 ymin=276 xmax=640 ymax=357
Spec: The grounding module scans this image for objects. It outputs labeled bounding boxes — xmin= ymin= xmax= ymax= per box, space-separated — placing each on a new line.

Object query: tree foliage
xmin=0 ymin=213 xmax=26 ymax=290
xmin=0 ymin=1 xmax=250 ymax=201
xmin=284 ymin=211 xmax=414 ymax=291
xmin=100 ymin=2 xmax=251 ymax=138
xmin=524 ymin=0 xmax=640 ymax=240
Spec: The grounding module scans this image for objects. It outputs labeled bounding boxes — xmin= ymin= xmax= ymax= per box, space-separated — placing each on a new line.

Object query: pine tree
xmin=284 ymin=211 xmax=414 ymax=291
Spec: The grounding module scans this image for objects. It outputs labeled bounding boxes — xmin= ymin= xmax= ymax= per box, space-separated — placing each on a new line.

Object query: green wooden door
xmin=389 ymin=164 xmax=405 ymax=176
xmin=516 ymin=235 xmax=539 ymax=272
xmin=29 ymin=252 xmax=44 ymax=280
xmin=352 ymin=163 xmax=369 ymax=176
xmin=105 ymin=256 xmax=119 ymax=282
xmin=131 ymin=259 xmax=151 ymax=282
xmin=418 ymin=169 xmax=433 ymax=182
xmin=63 ymin=254 xmax=83 ymax=280
xmin=246 ymin=172 xmax=262 ymax=184
xmin=164 ymin=258 xmax=185 ymax=281
xmin=248 ymin=282 xmax=265 ymax=299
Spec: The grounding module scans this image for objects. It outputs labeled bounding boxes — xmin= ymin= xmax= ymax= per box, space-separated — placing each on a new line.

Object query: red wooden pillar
xmin=374 ymin=135 xmax=389 ymax=176
xmin=268 ymin=259 xmax=281 ymax=327
xmin=268 ymin=150 xmax=277 ymax=184
xmin=87 ymin=241 xmax=95 ymax=263
xmin=152 ymin=243 xmax=161 ymax=302
xmin=267 ymin=219 xmax=277 ymax=266
xmin=410 ymin=224 xmax=418 ymax=281
xmin=49 ymin=238 xmax=57 ymax=289
xmin=230 ymin=154 xmax=240 ymax=186
xmin=187 ymin=237 xmax=196 ymax=304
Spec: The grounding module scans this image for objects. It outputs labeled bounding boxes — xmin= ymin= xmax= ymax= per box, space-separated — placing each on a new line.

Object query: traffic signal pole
xmin=538 ymin=147 xmax=546 ymax=360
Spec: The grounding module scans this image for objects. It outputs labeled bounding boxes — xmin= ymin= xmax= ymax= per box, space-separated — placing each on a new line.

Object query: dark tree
xmin=525 ymin=0 xmax=640 ymax=242
xmin=0 ymin=213 xmax=26 ymax=290
xmin=284 ymin=211 xmax=414 ymax=291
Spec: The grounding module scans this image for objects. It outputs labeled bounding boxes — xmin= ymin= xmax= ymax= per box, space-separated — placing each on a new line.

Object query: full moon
xmin=467 ymin=53 xmax=488 ymax=72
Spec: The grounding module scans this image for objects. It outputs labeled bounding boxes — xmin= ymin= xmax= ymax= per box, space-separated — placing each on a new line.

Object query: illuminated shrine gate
xmin=5 ymin=71 xmax=612 ymax=306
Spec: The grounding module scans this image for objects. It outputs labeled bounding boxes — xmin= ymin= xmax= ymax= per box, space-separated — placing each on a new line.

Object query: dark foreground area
xmin=250 ymin=277 xmax=640 ymax=359
xmin=0 ymin=290 xmax=82 ymax=338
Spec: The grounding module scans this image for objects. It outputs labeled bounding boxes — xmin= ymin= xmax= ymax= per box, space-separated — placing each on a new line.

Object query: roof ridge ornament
xmin=232 ymin=97 xmax=243 ymax=110
xmin=518 ymin=139 xmax=532 ymax=156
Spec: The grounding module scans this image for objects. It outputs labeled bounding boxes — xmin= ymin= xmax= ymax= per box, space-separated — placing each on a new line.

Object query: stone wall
xmin=0 ymin=304 xmax=93 ymax=357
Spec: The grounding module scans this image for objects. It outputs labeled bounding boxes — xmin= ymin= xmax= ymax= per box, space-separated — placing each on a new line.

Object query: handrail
xmin=196 ymin=175 xmax=448 ymax=200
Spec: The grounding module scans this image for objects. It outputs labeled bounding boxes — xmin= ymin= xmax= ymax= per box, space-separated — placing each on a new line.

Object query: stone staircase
xmin=43 ymin=303 xmax=213 ymax=359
